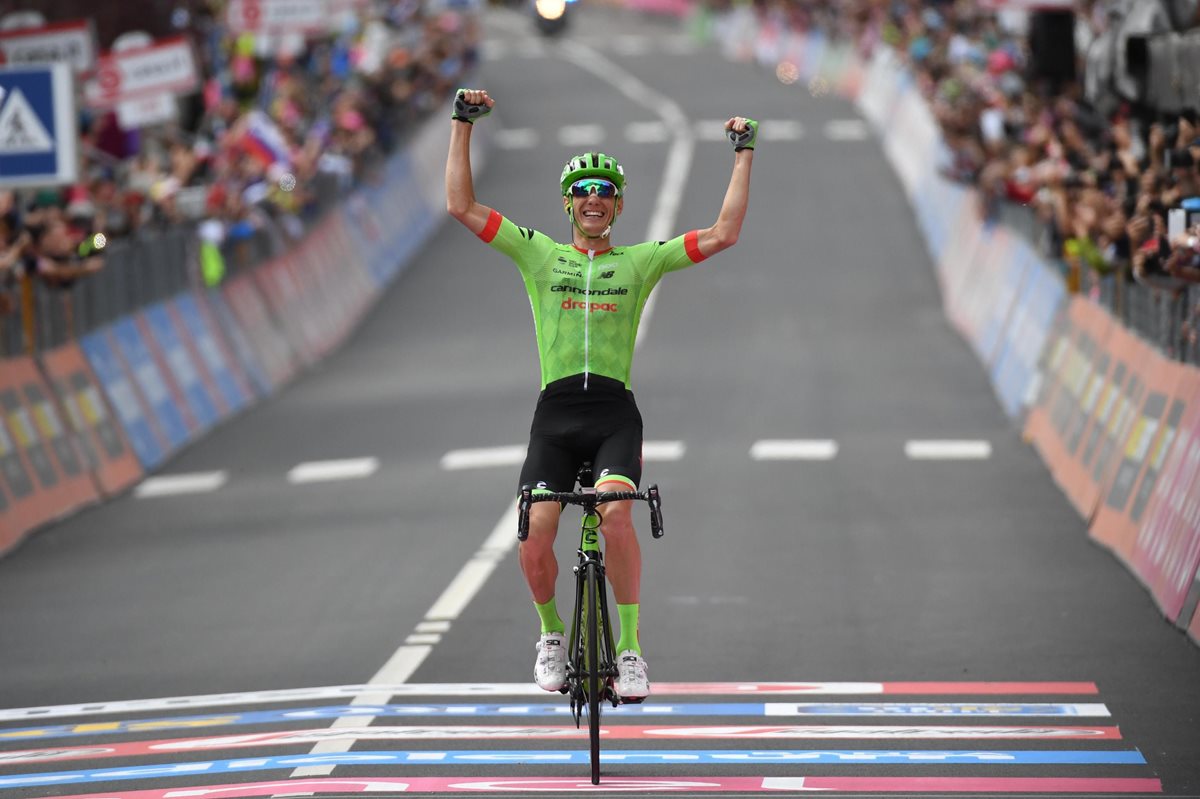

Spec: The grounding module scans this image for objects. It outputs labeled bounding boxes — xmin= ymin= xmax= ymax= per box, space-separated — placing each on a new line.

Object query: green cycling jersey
xmin=478 ymin=209 xmax=707 ymax=389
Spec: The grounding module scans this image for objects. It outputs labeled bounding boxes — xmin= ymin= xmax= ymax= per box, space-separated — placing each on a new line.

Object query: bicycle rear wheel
xmin=584 ymin=561 xmax=602 ymax=784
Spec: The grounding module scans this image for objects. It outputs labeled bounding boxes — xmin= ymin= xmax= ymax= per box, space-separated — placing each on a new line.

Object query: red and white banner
xmin=226 ymin=0 xmax=327 ymax=34
xmin=84 ymin=37 xmax=198 ymax=109
xmin=0 ymin=20 xmax=96 ymax=74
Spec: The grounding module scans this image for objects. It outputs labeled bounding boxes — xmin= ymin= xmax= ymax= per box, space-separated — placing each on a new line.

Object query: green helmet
xmin=560 ymin=152 xmax=625 ymax=196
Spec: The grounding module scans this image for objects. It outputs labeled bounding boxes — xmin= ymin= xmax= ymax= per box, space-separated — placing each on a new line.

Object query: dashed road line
xmin=760 ymin=120 xmax=804 ymax=141
xmin=626 ymin=120 xmax=669 ymax=143
xmin=643 ymin=440 xmax=686 ymax=461
xmin=286 ymin=457 xmax=379 ymax=484
xmin=751 ymin=439 xmax=837 ymax=461
xmin=905 ymin=440 xmax=993 ymax=460
xmin=494 ymin=127 xmax=539 ymax=150
xmin=440 ymin=445 xmax=526 ymax=470
xmin=825 ymin=119 xmax=870 ymax=141
xmin=133 ymin=471 xmax=227 ymax=498
xmin=557 ymin=123 xmax=605 ymax=147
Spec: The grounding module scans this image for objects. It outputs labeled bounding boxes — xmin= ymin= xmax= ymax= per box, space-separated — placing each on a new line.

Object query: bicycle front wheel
xmin=584 ymin=561 xmax=602 ymax=785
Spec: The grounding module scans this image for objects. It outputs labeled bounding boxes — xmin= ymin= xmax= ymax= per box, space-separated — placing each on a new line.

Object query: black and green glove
xmin=452 ymin=90 xmax=492 ymax=124
xmin=727 ymin=118 xmax=759 ymax=151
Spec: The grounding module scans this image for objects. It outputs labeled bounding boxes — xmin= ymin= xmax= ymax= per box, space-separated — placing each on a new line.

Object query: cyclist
xmin=445 ymin=88 xmax=755 ymax=699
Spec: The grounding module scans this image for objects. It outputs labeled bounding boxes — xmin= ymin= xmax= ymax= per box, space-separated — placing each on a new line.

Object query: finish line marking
xmin=0 ymin=725 xmax=1125 ymax=765
xmin=0 ymin=703 xmax=1115 ymax=742
xmin=0 ymin=682 xmax=1099 ymax=722
xmin=0 ymin=749 xmax=1152 ymax=789
xmin=44 ymin=775 xmax=1165 ymax=798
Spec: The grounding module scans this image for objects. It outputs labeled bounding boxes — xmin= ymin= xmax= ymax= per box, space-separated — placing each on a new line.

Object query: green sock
xmin=615 ymin=603 xmax=641 ymax=655
xmin=535 ymin=597 xmax=564 ymax=634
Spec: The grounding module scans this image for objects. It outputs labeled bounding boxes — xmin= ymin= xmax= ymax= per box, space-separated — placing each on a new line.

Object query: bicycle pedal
xmin=617 ymin=695 xmax=647 ymax=705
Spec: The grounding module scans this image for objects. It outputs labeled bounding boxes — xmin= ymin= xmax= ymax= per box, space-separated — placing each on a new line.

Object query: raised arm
xmin=445 ymin=89 xmax=496 ymax=235
xmin=694 ymin=117 xmax=756 ymax=258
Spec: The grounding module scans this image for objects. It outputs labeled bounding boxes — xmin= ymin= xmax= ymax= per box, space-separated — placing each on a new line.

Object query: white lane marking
xmin=626 ymin=121 xmax=668 ymax=143
xmin=694 ymin=119 xmax=730 ymax=141
xmin=558 ymin=124 xmax=604 ymax=147
xmin=905 ymin=440 xmax=993 ymax=460
xmin=643 ymin=440 xmax=685 ymax=461
xmin=134 ymin=471 xmax=227 ymax=498
xmin=296 ymin=17 xmax=697 ymax=778
xmin=612 ymin=37 xmax=651 ymax=57
xmin=761 ymin=120 xmax=804 ymax=141
xmin=751 ymin=440 xmax=838 ymax=461
xmin=825 ymin=119 xmax=869 ymax=141
xmin=287 ymin=457 xmax=379 ymax=484
xmin=440 ymin=445 xmax=526 ymax=471
xmin=494 ymin=128 xmax=539 ymax=150
xmin=405 ymin=634 xmax=442 ymax=645
xmin=416 ymin=621 xmax=451 ymax=633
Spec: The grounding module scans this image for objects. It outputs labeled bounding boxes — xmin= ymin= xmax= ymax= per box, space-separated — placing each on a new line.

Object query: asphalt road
xmin=0 ymin=5 xmax=1197 ymax=798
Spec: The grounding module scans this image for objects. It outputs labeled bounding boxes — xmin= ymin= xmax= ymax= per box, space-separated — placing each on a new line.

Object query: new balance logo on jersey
xmin=598 ymin=270 xmax=616 ymax=280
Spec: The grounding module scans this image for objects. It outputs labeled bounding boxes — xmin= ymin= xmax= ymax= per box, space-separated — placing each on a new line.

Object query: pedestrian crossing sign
xmin=0 ymin=64 xmax=77 ymax=187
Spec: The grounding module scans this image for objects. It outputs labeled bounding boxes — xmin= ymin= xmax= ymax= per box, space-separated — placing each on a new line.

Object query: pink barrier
xmin=1129 ymin=368 xmax=1200 ymax=624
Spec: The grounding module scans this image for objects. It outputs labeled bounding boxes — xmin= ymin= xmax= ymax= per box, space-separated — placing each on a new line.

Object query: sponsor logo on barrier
xmin=48 ymin=376 xmax=102 ymax=470
xmin=0 ymin=412 xmax=34 ymax=498
xmin=1083 ymin=363 xmax=1125 ymax=467
xmin=22 ymin=383 xmax=82 ymax=476
xmin=1 ymin=388 xmax=56 ymax=488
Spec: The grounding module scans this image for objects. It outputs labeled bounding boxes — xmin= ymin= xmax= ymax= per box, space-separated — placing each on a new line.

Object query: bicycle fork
xmin=567 ymin=511 xmax=618 ymax=727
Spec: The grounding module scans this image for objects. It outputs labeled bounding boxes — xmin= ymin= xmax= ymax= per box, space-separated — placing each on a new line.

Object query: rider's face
xmin=568 ymin=193 xmax=621 ymax=236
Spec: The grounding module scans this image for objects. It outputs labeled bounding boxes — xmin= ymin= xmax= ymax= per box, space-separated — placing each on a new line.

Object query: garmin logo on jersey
xmin=553 ymin=267 xmax=582 ymax=278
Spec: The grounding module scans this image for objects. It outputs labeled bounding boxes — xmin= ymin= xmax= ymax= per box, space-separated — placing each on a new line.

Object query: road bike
xmin=517 ymin=464 xmax=663 ymax=785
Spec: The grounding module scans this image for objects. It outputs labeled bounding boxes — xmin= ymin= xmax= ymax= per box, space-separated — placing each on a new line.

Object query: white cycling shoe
xmin=614 ymin=649 xmax=650 ymax=700
xmin=534 ymin=631 xmax=567 ymax=692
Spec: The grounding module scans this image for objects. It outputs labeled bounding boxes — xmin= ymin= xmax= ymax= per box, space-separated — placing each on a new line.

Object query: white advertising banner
xmin=226 ymin=0 xmax=327 ymax=34
xmin=85 ymin=37 xmax=198 ymax=108
xmin=0 ymin=20 xmax=96 ymax=75
xmin=116 ymin=93 xmax=177 ymax=130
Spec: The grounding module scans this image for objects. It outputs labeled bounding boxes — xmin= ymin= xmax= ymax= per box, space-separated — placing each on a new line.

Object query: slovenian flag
xmin=241 ymin=110 xmax=291 ymax=169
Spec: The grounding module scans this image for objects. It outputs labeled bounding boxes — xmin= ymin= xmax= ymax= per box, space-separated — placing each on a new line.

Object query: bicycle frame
xmin=565 ymin=498 xmax=619 ymax=721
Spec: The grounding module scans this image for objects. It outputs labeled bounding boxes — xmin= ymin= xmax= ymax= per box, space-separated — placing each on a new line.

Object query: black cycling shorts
xmin=519 ymin=374 xmax=643 ymax=493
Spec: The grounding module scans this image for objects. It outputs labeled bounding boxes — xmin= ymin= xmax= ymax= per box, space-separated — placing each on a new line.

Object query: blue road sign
xmin=0 ymin=63 xmax=77 ymax=187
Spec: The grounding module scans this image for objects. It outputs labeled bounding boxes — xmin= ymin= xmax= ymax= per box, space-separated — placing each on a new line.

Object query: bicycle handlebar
xmin=517 ymin=485 xmax=664 ymax=541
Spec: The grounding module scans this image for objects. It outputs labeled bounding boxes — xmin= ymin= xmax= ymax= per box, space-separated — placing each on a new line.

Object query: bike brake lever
xmin=517 ymin=488 xmax=532 ymax=541
xmin=648 ymin=484 xmax=663 ymax=538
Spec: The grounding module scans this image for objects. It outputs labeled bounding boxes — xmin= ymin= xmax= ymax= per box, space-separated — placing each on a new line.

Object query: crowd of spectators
xmin=719 ymin=0 xmax=1200 ymax=358
xmin=1 ymin=0 xmax=480 ymax=343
